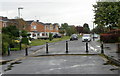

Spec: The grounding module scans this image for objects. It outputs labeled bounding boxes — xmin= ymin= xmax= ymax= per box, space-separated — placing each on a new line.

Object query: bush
xmin=2 ymin=42 xmax=9 ymax=55
xmin=49 ymin=33 xmax=53 ymax=41
xmin=21 ymin=37 xmax=29 ymax=45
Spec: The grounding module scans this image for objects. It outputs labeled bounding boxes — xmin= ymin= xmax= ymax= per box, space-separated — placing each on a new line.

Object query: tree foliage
xmin=92 ymin=26 xmax=108 ymax=34
xmin=2 ymin=26 xmax=19 ymax=39
xmin=49 ymin=33 xmax=53 ymax=41
xmin=60 ymin=23 xmax=77 ymax=36
xmin=93 ymin=2 xmax=120 ymax=30
xmin=2 ymin=26 xmax=20 ymax=55
xmin=83 ymin=23 xmax=90 ymax=33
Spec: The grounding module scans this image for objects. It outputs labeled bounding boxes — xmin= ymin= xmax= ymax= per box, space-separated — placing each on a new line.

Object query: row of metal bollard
xmin=45 ymin=41 xmax=105 ymax=54
xmin=7 ymin=45 xmax=28 ymax=56
xmin=46 ymin=41 xmax=69 ymax=54
xmin=7 ymin=41 xmax=105 ymax=56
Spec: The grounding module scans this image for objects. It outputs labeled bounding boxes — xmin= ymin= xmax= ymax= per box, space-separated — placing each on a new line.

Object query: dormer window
xmin=32 ymin=25 xmax=36 ymax=29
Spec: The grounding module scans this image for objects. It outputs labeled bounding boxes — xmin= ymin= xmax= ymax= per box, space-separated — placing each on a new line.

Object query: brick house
xmin=8 ymin=18 xmax=29 ymax=30
xmin=0 ymin=16 xmax=9 ymax=33
xmin=26 ymin=20 xmax=59 ymax=39
xmin=76 ymin=26 xmax=83 ymax=34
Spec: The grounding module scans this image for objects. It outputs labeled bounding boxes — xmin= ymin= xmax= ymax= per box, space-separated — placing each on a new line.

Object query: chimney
xmin=36 ymin=20 xmax=39 ymax=22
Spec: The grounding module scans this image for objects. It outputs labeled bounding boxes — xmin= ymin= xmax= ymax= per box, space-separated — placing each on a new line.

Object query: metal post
xmin=86 ymin=42 xmax=89 ymax=53
xmin=66 ymin=41 xmax=68 ymax=53
xmin=46 ymin=42 xmax=48 ymax=53
xmin=25 ymin=48 xmax=28 ymax=56
xmin=101 ymin=42 xmax=104 ymax=54
xmin=8 ymin=45 xmax=10 ymax=56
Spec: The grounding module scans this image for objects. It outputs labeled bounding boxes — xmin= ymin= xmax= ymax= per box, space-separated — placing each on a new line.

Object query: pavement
xmin=104 ymin=43 xmax=120 ymax=61
xmin=0 ymin=40 xmax=65 ymax=63
xmin=0 ymin=44 xmax=45 ymax=63
xmin=0 ymin=39 xmax=120 ymax=65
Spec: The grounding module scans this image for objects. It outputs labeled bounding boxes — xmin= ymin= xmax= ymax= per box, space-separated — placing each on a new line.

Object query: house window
xmin=42 ymin=33 xmax=45 ymax=36
xmin=3 ymin=23 xmax=6 ymax=27
xmin=46 ymin=33 xmax=48 ymax=36
xmin=32 ymin=33 xmax=36 ymax=37
xmin=32 ymin=25 xmax=36 ymax=29
xmin=56 ymin=26 xmax=58 ymax=30
xmin=50 ymin=26 xmax=53 ymax=30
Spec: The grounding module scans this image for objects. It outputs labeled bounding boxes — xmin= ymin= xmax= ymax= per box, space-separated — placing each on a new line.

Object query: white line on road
xmin=97 ymin=46 xmax=100 ymax=47
xmin=89 ymin=45 xmax=98 ymax=52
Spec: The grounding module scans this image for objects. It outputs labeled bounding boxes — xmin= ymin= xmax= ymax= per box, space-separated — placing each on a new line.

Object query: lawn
xmin=30 ymin=36 xmax=70 ymax=46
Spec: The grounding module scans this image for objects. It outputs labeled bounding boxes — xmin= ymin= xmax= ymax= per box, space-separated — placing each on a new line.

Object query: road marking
xmin=97 ymin=46 xmax=100 ymax=47
xmin=89 ymin=46 xmax=97 ymax=52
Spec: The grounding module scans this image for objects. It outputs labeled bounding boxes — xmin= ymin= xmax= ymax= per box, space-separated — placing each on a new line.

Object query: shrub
xmin=21 ymin=37 xmax=29 ymax=45
xmin=49 ymin=33 xmax=53 ymax=41
xmin=2 ymin=42 xmax=9 ymax=55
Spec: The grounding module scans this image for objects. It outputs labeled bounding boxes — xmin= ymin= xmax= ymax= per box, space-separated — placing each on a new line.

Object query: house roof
xmin=26 ymin=20 xmax=34 ymax=25
xmin=44 ymin=23 xmax=52 ymax=25
xmin=0 ymin=16 xmax=9 ymax=22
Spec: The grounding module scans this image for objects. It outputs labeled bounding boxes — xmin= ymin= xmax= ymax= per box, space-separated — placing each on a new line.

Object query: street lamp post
xmin=18 ymin=7 xmax=23 ymax=18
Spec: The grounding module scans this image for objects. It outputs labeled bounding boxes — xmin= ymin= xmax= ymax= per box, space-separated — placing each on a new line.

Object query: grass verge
xmin=30 ymin=36 xmax=70 ymax=46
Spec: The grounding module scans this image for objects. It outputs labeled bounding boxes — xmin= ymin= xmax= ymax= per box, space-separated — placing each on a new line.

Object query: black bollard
xmin=66 ymin=41 xmax=68 ymax=53
xmin=86 ymin=42 xmax=89 ymax=53
xmin=46 ymin=42 xmax=48 ymax=53
xmin=101 ymin=42 xmax=104 ymax=54
xmin=8 ymin=45 xmax=10 ymax=56
xmin=25 ymin=48 xmax=28 ymax=56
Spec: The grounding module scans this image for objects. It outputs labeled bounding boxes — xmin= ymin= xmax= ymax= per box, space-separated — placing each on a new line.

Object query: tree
xmin=66 ymin=26 xmax=77 ymax=36
xmin=60 ymin=23 xmax=77 ymax=36
xmin=49 ymin=33 xmax=53 ymax=41
xmin=59 ymin=28 xmax=65 ymax=34
xmin=92 ymin=25 xmax=108 ymax=34
xmin=21 ymin=30 xmax=29 ymax=45
xmin=2 ymin=25 xmax=20 ymax=39
xmin=93 ymin=2 xmax=120 ymax=30
xmin=61 ymin=23 xmax=69 ymax=30
xmin=2 ymin=26 xmax=20 ymax=55
xmin=2 ymin=34 xmax=11 ymax=55
xmin=83 ymin=23 xmax=90 ymax=33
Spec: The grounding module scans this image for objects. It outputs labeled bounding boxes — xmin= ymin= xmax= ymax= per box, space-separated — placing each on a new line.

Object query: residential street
xmin=1 ymin=38 xmax=120 ymax=74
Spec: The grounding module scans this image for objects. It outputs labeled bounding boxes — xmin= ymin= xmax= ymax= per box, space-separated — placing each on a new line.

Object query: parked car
xmin=53 ymin=34 xmax=62 ymax=38
xmin=82 ymin=34 xmax=91 ymax=42
xmin=70 ymin=34 xmax=78 ymax=41
xmin=93 ymin=34 xmax=99 ymax=38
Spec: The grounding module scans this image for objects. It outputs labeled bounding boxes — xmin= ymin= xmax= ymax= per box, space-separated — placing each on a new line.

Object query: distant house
xmin=0 ymin=16 xmax=9 ymax=33
xmin=26 ymin=20 xmax=59 ymax=39
xmin=8 ymin=18 xmax=29 ymax=30
xmin=76 ymin=26 xmax=83 ymax=34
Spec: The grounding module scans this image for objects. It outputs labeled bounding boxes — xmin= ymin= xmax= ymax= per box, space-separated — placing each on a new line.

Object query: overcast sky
xmin=0 ymin=0 xmax=97 ymax=29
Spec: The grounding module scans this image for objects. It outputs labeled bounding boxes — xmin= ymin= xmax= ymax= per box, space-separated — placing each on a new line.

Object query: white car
xmin=82 ymin=34 xmax=91 ymax=42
